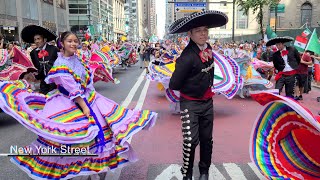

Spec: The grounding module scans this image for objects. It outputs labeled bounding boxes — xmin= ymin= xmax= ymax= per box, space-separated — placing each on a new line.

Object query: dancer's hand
xmin=74 ymin=97 xmax=91 ymax=118
xmin=23 ymin=72 xmax=36 ymax=82
xmin=83 ymin=106 xmax=91 ymax=118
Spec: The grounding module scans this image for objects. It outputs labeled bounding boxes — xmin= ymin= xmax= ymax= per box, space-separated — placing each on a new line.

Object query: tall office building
xmin=0 ymin=0 xmax=69 ymax=42
xmin=136 ymin=0 xmax=145 ymax=40
xmin=142 ymin=0 xmax=157 ymax=39
xmin=124 ymin=0 xmax=138 ymax=41
xmin=149 ymin=0 xmax=157 ymax=35
xmin=113 ymin=0 xmax=125 ymax=41
xmin=69 ymin=0 xmax=114 ymax=40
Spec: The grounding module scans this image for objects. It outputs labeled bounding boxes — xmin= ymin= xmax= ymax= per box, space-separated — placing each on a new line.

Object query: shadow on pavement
xmin=0 ymin=113 xmax=17 ymax=127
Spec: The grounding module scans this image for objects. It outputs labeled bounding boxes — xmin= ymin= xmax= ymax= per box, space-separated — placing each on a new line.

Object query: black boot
xmin=183 ymin=176 xmax=192 ymax=180
xmin=199 ymin=174 xmax=209 ymax=180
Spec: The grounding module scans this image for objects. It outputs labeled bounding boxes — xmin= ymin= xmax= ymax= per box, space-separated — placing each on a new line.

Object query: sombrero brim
xmin=169 ymin=10 xmax=228 ymax=34
xmin=266 ymin=36 xmax=294 ymax=46
xmin=250 ymin=91 xmax=320 ymax=179
xmin=21 ymin=25 xmax=57 ymax=43
xmin=168 ymin=17 xmax=187 ymax=33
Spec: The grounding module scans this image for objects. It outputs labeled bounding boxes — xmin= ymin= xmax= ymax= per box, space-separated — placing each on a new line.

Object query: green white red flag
xmin=294 ymin=35 xmax=308 ymax=52
xmin=301 ymin=28 xmax=312 ymax=37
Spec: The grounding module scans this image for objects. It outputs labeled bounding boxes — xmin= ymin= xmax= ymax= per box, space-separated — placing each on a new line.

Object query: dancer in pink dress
xmin=0 ymin=31 xmax=157 ymax=179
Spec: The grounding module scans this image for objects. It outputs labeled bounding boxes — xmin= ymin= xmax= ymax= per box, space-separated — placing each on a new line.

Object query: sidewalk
xmin=312 ymin=81 xmax=320 ymax=89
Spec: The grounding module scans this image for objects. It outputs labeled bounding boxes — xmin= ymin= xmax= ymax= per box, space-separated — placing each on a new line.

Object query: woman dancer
xmin=0 ymin=31 xmax=157 ymax=180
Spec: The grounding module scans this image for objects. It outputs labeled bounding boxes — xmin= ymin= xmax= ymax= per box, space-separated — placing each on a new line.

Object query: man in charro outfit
xmin=267 ymin=36 xmax=301 ymax=98
xmin=168 ymin=10 xmax=228 ymax=180
xmin=21 ymin=25 xmax=59 ymax=94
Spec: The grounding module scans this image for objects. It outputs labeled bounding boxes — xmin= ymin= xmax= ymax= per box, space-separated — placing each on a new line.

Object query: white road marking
xmin=105 ymin=69 xmax=146 ymax=180
xmin=248 ymin=162 xmax=266 ymax=180
xmin=127 ymin=79 xmax=150 ymax=143
xmin=134 ymin=79 xmax=150 ymax=110
xmin=104 ymin=162 xmax=268 ymax=180
xmin=155 ymin=164 xmax=184 ymax=180
xmin=209 ymin=164 xmax=226 ymax=180
xmin=121 ymin=69 xmax=146 ymax=108
xmin=223 ymin=163 xmax=247 ymax=180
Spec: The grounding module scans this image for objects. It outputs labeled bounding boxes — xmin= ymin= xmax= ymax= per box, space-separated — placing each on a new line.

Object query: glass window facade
xmin=57 ymin=8 xmax=67 ymax=26
xmin=42 ymin=1 xmax=55 ymax=21
xmin=22 ymin=0 xmax=39 ymax=20
xmin=0 ymin=0 xmax=17 ymax=16
xmin=236 ymin=8 xmax=248 ymax=29
xmin=69 ymin=3 xmax=88 ymax=14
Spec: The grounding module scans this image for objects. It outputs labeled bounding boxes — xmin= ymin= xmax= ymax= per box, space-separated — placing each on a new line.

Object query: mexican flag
xmin=294 ymin=35 xmax=308 ymax=52
xmin=306 ymin=29 xmax=320 ymax=55
xmin=301 ymin=28 xmax=311 ymax=37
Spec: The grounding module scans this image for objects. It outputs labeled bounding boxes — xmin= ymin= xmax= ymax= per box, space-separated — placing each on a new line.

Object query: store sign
xmin=2 ymin=26 xmax=16 ymax=30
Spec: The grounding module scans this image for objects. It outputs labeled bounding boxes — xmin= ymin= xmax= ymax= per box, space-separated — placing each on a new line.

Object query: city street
xmin=1 ymin=64 xmax=320 ymax=180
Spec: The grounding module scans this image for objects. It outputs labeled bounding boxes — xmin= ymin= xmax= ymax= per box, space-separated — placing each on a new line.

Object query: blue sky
xmin=156 ymin=0 xmax=166 ymax=39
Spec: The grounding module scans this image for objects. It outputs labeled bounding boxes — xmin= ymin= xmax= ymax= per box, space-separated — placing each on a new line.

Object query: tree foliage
xmin=236 ymin=0 xmax=278 ymax=39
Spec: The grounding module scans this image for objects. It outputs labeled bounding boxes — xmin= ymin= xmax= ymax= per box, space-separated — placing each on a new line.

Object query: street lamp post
xmin=232 ymin=0 xmax=235 ymax=42
xmin=88 ymin=0 xmax=92 ymax=26
xmin=274 ymin=3 xmax=278 ymax=33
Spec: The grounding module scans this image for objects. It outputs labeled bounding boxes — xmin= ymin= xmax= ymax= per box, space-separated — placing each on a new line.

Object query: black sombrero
xmin=168 ymin=16 xmax=187 ymax=33
xmin=21 ymin=25 xmax=57 ymax=43
xmin=266 ymin=36 xmax=294 ymax=46
xmin=169 ymin=10 xmax=228 ymax=34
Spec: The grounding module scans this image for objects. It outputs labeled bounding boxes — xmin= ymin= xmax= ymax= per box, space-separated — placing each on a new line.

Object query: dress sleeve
xmin=45 ymin=65 xmax=85 ymax=100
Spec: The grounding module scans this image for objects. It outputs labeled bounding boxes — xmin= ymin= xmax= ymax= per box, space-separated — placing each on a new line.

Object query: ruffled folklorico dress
xmin=250 ymin=91 xmax=320 ymax=180
xmin=0 ymin=53 xmax=157 ymax=179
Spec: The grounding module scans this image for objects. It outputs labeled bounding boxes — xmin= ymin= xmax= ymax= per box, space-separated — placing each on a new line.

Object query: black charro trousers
xmin=179 ymin=97 xmax=214 ymax=177
xmin=275 ymin=74 xmax=296 ymax=98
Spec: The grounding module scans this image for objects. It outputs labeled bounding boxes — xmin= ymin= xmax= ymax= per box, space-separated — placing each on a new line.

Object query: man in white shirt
xmin=267 ymin=37 xmax=301 ymax=98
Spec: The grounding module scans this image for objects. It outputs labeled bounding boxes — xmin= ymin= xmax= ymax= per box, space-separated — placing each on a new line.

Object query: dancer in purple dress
xmin=0 ymin=31 xmax=157 ymax=179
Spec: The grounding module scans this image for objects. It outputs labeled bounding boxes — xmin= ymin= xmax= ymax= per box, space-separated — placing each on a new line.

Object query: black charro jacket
xmin=169 ymin=39 xmax=214 ymax=99
xmin=272 ymin=46 xmax=301 ymax=72
xmin=30 ymin=44 xmax=59 ymax=94
xmin=30 ymin=44 xmax=59 ymax=80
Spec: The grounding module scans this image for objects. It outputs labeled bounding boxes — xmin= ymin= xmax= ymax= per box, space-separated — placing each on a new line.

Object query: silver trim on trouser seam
xmin=180 ymin=108 xmax=192 ymax=177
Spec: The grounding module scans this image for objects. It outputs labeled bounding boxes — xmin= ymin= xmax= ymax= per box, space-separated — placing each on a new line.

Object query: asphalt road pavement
xmin=1 ymin=65 xmax=320 ymax=180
